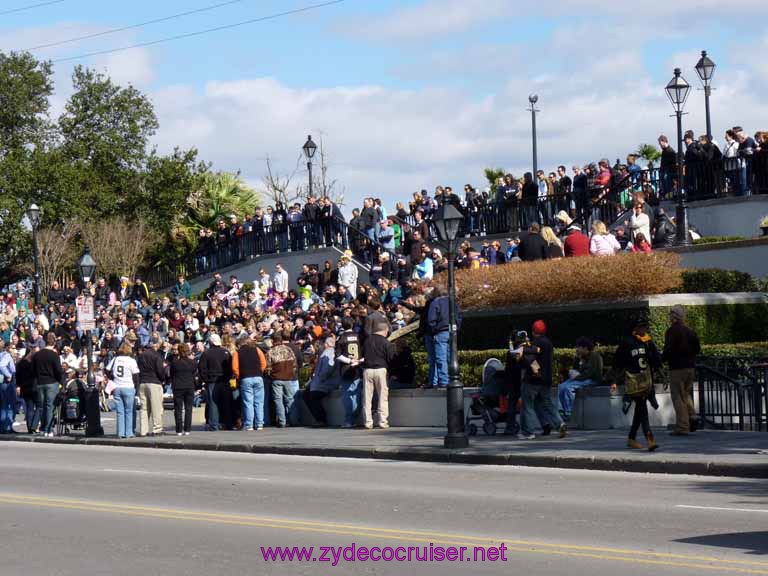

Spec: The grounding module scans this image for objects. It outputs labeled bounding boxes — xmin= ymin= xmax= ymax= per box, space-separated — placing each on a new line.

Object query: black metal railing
xmin=143 ymin=216 xmax=393 ymax=291
xmin=696 ymin=360 xmax=767 ymax=432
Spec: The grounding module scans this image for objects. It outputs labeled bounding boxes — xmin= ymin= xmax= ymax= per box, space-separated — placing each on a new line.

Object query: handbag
xmin=624 ymin=369 xmax=652 ymax=398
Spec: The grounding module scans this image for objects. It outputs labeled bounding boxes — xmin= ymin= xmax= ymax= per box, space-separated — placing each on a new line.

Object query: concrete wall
xmin=668 ymin=238 xmax=768 ymax=278
xmin=667 ymin=195 xmax=768 ymax=238
xmin=297 ymin=385 xmax=682 ymax=430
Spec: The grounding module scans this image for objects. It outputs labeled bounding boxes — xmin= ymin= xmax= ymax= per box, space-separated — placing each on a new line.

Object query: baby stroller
xmin=53 ymin=380 xmax=88 ymax=436
xmin=466 ymin=358 xmax=509 ymax=436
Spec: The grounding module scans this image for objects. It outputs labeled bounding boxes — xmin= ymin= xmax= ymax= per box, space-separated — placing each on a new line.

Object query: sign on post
xmin=76 ymin=295 xmax=96 ymax=331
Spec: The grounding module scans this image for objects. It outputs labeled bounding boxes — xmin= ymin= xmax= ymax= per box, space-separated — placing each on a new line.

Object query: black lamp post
xmin=302 ymin=135 xmax=318 ymax=197
xmin=665 ymin=68 xmax=692 ymax=246
xmin=433 ymin=203 xmax=469 ymax=450
xmin=27 ymin=203 xmax=41 ymax=306
xmin=77 ymin=248 xmax=97 ymax=389
xmin=694 ymin=50 xmax=716 ymax=140
xmin=528 ymin=94 xmax=539 ymax=177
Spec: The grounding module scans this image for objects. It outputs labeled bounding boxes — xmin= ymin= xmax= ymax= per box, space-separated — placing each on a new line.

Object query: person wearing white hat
xmin=338 ymin=254 xmax=358 ymax=298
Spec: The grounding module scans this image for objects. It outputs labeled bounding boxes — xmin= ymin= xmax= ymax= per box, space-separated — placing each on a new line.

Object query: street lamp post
xmin=77 ymin=248 xmax=97 ymax=389
xmin=694 ymin=50 xmax=716 ymax=141
xmin=528 ymin=94 xmax=539 ymax=177
xmin=27 ymin=203 xmax=41 ymax=306
xmin=434 ymin=203 xmax=469 ymax=450
xmin=665 ymin=68 xmax=692 ymax=246
xmin=302 ymin=135 xmax=318 ymax=197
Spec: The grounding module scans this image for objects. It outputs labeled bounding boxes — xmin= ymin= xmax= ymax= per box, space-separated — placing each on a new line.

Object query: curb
xmin=2 ymin=435 xmax=766 ymax=479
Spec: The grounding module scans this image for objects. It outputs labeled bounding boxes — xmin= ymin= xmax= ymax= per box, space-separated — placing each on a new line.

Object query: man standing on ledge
xmin=663 ymin=305 xmax=700 ymax=436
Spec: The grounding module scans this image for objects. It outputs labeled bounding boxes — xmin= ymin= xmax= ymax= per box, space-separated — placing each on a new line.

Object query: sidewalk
xmin=3 ymin=415 xmax=767 ymax=478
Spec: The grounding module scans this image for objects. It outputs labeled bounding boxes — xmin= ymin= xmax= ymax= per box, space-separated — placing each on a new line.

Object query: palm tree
xmin=635 ymin=144 xmax=662 ymax=169
xmin=173 ymin=171 xmax=262 ymax=245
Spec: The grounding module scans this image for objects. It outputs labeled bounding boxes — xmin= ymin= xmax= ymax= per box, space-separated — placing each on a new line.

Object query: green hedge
xmin=678 ymin=269 xmax=763 ymax=293
xmin=413 ymin=342 xmax=768 ymax=388
xmin=692 ymin=236 xmax=746 ymax=245
xmin=649 ymin=304 xmax=768 ymax=345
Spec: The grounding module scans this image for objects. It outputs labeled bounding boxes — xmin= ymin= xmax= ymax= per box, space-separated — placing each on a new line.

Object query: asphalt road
xmin=0 ymin=443 xmax=766 ymax=576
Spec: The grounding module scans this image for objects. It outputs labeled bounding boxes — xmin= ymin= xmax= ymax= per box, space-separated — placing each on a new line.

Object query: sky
xmin=1 ymin=0 xmax=767 ymax=211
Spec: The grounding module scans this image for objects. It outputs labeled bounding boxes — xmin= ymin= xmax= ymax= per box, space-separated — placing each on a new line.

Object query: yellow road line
xmin=0 ymin=494 xmax=765 ymax=574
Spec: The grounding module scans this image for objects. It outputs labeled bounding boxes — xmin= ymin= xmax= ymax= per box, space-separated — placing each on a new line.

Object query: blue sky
xmin=2 ymin=0 xmax=766 ymax=209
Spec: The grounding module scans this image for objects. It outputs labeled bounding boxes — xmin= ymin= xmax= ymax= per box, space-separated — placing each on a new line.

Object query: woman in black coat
xmin=170 ymin=343 xmax=197 ymax=435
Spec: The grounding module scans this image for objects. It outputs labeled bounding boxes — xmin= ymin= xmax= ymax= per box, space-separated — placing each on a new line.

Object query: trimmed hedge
xmin=413 ymin=342 xmax=768 ymax=388
xmin=649 ymin=303 xmax=768 ymax=345
xmin=677 ymin=269 xmax=763 ymax=293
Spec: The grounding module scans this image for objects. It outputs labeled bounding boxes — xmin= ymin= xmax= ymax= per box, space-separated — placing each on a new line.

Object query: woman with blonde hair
xmin=589 ymin=220 xmax=621 ymax=256
xmin=541 ymin=226 xmax=564 ymax=259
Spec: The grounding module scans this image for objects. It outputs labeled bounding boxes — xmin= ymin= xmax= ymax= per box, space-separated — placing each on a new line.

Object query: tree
xmin=262 ymin=155 xmax=302 ymax=207
xmin=636 ymin=144 xmax=662 ymax=169
xmin=58 ymin=66 xmax=159 ymax=217
xmin=176 ymin=172 xmax=262 ymax=245
xmin=17 ymin=223 xmax=79 ymax=291
xmin=78 ymin=217 xmax=159 ymax=281
xmin=0 ymin=51 xmax=55 ymax=282
xmin=484 ymin=167 xmax=506 ymax=197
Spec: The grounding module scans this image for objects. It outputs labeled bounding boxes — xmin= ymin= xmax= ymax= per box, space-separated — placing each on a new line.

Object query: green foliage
xmin=679 ymin=269 xmax=760 ymax=293
xmin=693 ymin=236 xmax=746 ymax=245
xmin=413 ymin=343 xmax=768 ymax=387
xmin=649 ymin=304 xmax=768 ymax=345
xmin=484 ymin=167 xmax=505 ymax=197
xmin=0 ymin=52 xmax=55 ymax=279
xmin=635 ymin=143 xmax=661 ymax=166
xmin=178 ymin=172 xmax=262 ymax=245
xmin=58 ymin=66 xmax=159 ymax=218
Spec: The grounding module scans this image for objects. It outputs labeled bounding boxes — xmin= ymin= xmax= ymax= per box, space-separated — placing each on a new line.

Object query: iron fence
xmin=696 ymin=357 xmax=768 ymax=432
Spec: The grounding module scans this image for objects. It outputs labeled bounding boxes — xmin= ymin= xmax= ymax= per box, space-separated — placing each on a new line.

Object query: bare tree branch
xmin=78 ymin=217 xmax=158 ymax=281
xmin=22 ymin=223 xmax=80 ymax=290
xmin=262 ymin=154 xmax=302 ymax=206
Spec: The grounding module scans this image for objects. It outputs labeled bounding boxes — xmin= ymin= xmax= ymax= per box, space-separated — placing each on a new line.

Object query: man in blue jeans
xmin=517 ymin=321 xmax=567 ymax=440
xmin=31 ymin=333 xmax=66 ymax=436
xmin=336 ymin=319 xmax=362 ymax=427
xmin=266 ymin=332 xmax=302 ymax=428
xmin=557 ymin=337 xmax=603 ymax=421
xmin=427 ymin=287 xmax=460 ymax=388
xmin=0 ymin=340 xmax=17 ymax=433
xmin=233 ymin=335 xmax=267 ymax=431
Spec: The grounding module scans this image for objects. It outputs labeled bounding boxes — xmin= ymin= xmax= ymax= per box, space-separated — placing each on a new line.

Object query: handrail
xmin=696 ymin=362 xmax=765 ymax=431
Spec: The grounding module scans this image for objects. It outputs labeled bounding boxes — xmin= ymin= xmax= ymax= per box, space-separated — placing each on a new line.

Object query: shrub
xmin=451 ymin=252 xmax=683 ymax=311
xmin=413 ymin=343 xmax=768 ymax=388
xmin=678 ymin=269 xmax=760 ymax=293
xmin=693 ymin=236 xmax=746 ymax=245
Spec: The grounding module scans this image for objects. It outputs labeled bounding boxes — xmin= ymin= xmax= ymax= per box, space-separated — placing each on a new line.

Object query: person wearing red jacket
xmin=555 ymin=211 xmax=590 ymax=257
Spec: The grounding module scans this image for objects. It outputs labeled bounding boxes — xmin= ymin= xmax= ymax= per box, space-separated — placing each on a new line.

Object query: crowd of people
xmin=171 ymin=127 xmax=766 ymax=285
xmin=0 ymin=128 xmax=757 ymax=444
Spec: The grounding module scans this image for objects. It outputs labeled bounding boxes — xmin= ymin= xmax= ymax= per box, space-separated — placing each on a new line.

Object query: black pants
xmin=629 ymin=397 xmax=650 ymax=440
xmin=303 ymin=389 xmax=328 ymax=425
xmin=174 ymin=389 xmax=194 ymax=433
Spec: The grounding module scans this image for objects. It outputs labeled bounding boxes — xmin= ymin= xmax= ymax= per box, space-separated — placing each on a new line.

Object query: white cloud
xmin=146 ymin=67 xmax=765 ymax=213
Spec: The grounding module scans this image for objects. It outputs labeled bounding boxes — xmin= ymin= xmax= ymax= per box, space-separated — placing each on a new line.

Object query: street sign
xmin=76 ymin=295 xmax=96 ymax=331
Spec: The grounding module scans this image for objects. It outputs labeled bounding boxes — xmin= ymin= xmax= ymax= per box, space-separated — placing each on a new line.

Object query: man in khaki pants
xmin=137 ymin=340 xmax=167 ymax=436
xmin=663 ymin=306 xmax=701 ymax=435
xmin=362 ymin=326 xmax=396 ymax=429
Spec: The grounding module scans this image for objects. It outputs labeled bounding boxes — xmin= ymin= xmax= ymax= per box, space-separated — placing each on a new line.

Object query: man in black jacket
xmin=653 ymin=208 xmax=677 ymax=248
xmin=303 ymin=196 xmax=320 ymax=247
xmin=137 ymin=342 xmax=167 ymax=436
xmin=517 ymin=320 xmax=566 ymax=440
xmin=198 ymin=333 xmax=233 ymax=430
xmin=517 ymin=223 xmax=549 ymax=262
xmin=658 ymin=135 xmax=677 ymax=199
xmin=663 ymin=306 xmax=701 ymax=436
xmin=32 ymin=333 xmax=65 ymax=436
xmin=47 ymin=281 xmax=65 ymax=305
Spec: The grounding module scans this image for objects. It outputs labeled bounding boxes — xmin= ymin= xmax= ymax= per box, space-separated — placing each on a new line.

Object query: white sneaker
xmin=177 ymin=433 xmax=183 ymax=436
xmin=183 ymin=432 xmax=190 ymax=436
xmin=256 ymin=426 xmax=263 ymax=431
xmin=244 ymin=427 xmax=254 ymax=431
xmin=516 ymin=432 xmax=535 ymax=440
